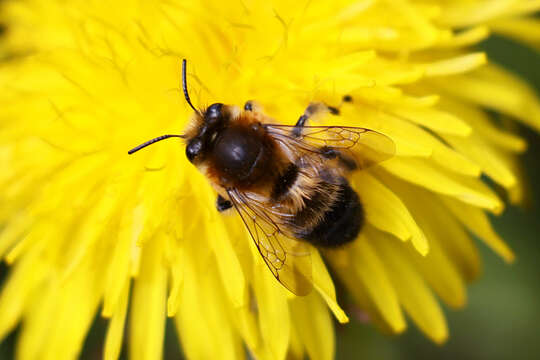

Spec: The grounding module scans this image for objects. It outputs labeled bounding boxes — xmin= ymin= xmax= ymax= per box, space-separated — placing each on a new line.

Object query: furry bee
xmin=129 ymin=60 xmax=395 ymax=295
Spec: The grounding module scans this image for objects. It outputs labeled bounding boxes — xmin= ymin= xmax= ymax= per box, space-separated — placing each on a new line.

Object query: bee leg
xmin=244 ymin=100 xmax=262 ymax=112
xmin=293 ymin=102 xmax=339 ymax=137
xmin=293 ymin=96 xmax=354 ymax=137
xmin=319 ymin=95 xmax=358 ymax=170
xmin=324 ymin=95 xmax=355 ymax=113
xmin=244 ymin=101 xmax=254 ymax=111
xmin=321 ymin=146 xmax=357 ymax=171
xmin=292 ymin=114 xmax=308 ymax=137
xmin=216 ymin=195 xmax=233 ymax=212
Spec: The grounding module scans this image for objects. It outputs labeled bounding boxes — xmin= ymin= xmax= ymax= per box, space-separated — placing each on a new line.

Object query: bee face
xmin=184 ymin=103 xmax=231 ymax=164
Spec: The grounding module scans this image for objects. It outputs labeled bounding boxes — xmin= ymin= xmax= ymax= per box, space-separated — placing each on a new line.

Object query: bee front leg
xmin=216 ymin=195 xmax=232 ymax=212
xmin=244 ymin=101 xmax=255 ymax=111
xmin=244 ymin=100 xmax=262 ymax=112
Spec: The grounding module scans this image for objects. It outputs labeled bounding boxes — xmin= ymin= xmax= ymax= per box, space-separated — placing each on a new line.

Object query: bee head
xmin=185 ymin=102 xmax=240 ymax=163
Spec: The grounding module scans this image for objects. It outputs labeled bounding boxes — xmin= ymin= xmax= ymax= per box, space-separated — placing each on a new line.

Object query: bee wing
xmin=264 ymin=125 xmax=395 ymax=170
xmin=227 ymin=188 xmax=313 ymax=296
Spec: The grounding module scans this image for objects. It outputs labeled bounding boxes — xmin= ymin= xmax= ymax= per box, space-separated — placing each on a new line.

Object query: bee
xmin=129 ymin=60 xmax=395 ymax=295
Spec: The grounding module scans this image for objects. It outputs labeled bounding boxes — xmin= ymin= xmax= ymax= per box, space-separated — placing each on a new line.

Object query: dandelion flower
xmin=1 ymin=0 xmax=540 ymax=359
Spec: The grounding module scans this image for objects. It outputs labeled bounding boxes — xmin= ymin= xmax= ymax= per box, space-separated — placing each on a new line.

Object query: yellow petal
xmin=350 ymin=234 xmax=407 ymax=332
xmin=341 ymin=100 xmax=433 ymax=158
xmin=0 ymin=251 xmax=46 ymax=341
xmin=103 ymin=205 xmax=143 ymax=317
xmin=253 ymin=262 xmax=290 ymax=360
xmin=433 ymin=65 xmax=540 ymax=132
xmin=234 ymin=306 xmax=262 ymax=357
xmin=312 ymin=250 xmax=349 ymax=323
xmin=173 ymin=257 xmax=210 ymax=359
xmin=175 ymin=250 xmax=243 ymax=360
xmin=198 ymin=269 xmax=244 ymax=360
xmin=424 ymin=53 xmax=487 ymax=77
xmin=17 ymin=283 xmax=57 ymax=360
xmin=104 ymin=280 xmax=130 ymax=360
xmin=19 ymin=253 xmax=105 ymax=360
xmin=207 ymin=215 xmax=246 ymax=308
xmin=326 ymin=248 xmax=405 ymax=334
xmin=288 ymin=320 xmax=306 ymax=360
xmin=439 ymin=97 xmax=527 ymax=153
xmin=442 ymin=197 xmax=515 ymax=263
xmin=166 ymin=246 xmax=185 ymax=317
xmin=0 ymin=213 xmax=31 ymax=259
xmin=445 ymin=135 xmax=517 ymax=188
xmin=353 ymin=172 xmax=428 ymax=255
xmin=381 ymin=175 xmax=481 ymax=282
xmin=435 ymin=26 xmax=490 ymax=48
xmin=290 ymin=294 xmax=334 ymax=360
xmin=392 ymin=106 xmax=472 ymax=136
xmin=409 ymin=239 xmax=467 ymax=309
xmin=437 ymin=1 xmax=515 ymax=27
xmin=491 ymin=18 xmax=540 ymax=50
xmin=381 ymin=158 xmax=502 ymax=212
xmin=129 ymin=236 xmax=167 ymax=360
xmin=351 ymin=104 xmax=481 ymax=176
xmin=369 ymin=228 xmax=448 ymax=344
xmin=396 ymin=194 xmax=467 ymax=308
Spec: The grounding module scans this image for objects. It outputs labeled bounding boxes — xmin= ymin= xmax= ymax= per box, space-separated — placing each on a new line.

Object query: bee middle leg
xmin=296 ymin=95 xmax=357 ymax=170
xmin=292 ymin=101 xmax=344 ymax=137
xmin=216 ymin=195 xmax=232 ymax=212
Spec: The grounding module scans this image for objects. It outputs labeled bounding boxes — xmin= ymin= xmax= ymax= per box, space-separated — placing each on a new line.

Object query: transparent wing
xmin=227 ymin=188 xmax=313 ymax=296
xmin=264 ymin=125 xmax=395 ymax=170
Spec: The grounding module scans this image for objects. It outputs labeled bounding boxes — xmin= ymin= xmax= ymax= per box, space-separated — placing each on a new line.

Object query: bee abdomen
xmin=271 ymin=163 xmax=299 ymax=200
xmin=295 ymin=179 xmax=363 ymax=247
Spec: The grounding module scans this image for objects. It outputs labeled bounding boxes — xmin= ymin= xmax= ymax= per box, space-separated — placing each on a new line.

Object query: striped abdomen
xmin=272 ymin=164 xmax=364 ymax=247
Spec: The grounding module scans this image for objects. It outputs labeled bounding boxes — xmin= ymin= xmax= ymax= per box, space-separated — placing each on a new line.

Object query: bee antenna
xmin=182 ymin=59 xmax=200 ymax=114
xmin=128 ymin=134 xmax=186 ymax=155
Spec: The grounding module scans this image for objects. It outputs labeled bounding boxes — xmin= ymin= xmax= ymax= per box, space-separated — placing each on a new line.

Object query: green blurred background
xmin=1 ymin=36 xmax=539 ymax=360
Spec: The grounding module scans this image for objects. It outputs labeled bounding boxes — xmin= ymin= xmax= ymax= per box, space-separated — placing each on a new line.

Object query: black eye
xmin=186 ymin=138 xmax=203 ymax=162
xmin=205 ymin=103 xmax=223 ymax=124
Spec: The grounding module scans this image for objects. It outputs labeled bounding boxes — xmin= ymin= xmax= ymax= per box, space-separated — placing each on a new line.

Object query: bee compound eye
xmin=205 ymin=103 xmax=224 ymax=124
xmin=186 ymin=138 xmax=203 ymax=162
